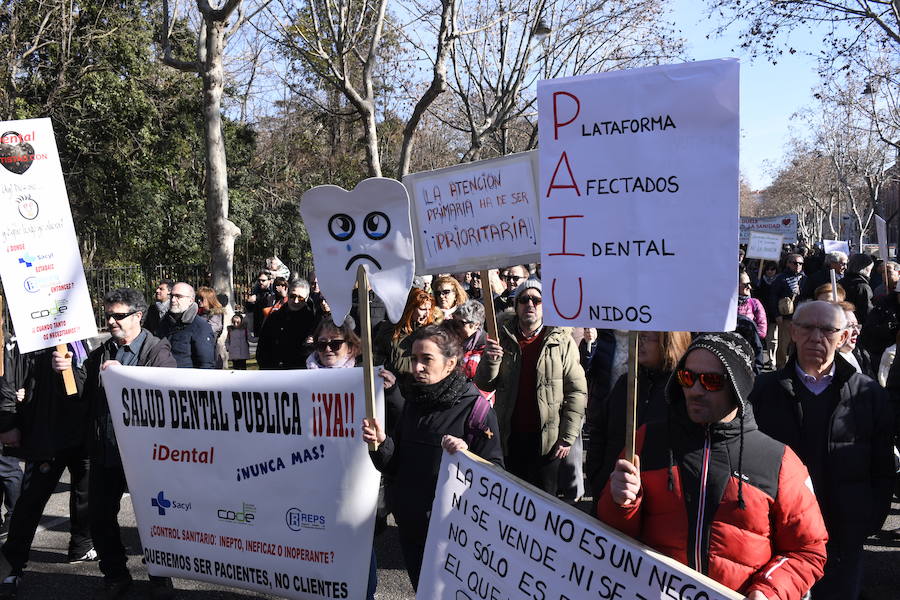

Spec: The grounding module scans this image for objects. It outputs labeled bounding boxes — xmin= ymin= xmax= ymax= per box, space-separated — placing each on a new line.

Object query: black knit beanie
xmin=680 ymin=332 xmax=755 ymax=413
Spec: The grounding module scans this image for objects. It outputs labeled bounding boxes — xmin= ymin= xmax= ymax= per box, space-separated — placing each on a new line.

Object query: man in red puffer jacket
xmin=598 ymin=332 xmax=827 ymax=600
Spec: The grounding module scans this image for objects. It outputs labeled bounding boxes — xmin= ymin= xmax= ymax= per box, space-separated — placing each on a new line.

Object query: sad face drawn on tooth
xmin=300 ymin=178 xmax=415 ymax=326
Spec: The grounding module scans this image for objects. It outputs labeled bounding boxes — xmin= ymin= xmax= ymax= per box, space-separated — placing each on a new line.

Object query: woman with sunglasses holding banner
xmin=598 ymin=332 xmax=827 ymax=600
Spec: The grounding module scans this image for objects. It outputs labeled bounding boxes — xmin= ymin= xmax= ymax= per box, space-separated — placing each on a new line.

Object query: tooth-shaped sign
xmin=300 ymin=178 xmax=415 ymax=325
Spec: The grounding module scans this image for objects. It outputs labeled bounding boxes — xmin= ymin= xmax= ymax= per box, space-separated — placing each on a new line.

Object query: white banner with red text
xmin=418 ymin=451 xmax=741 ymax=600
xmin=101 ymin=365 xmax=383 ymax=600
xmin=537 ymin=59 xmax=739 ymax=331
xmin=0 ymin=118 xmax=97 ymax=353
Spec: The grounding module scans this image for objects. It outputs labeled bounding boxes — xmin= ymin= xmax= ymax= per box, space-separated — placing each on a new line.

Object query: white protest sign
xmin=300 ymin=178 xmax=415 ymax=325
xmin=418 ymin=451 xmax=741 ymax=600
xmin=740 ymin=214 xmax=797 ymax=244
xmin=745 ymin=231 xmax=783 ymax=261
xmin=823 ymin=239 xmax=851 ymax=256
xmin=875 ymin=215 xmax=888 ymax=260
xmin=0 ymin=118 xmax=97 ymax=353
xmin=403 ymin=151 xmax=540 ymax=274
xmin=101 ymin=366 xmax=383 ymax=599
xmin=537 ymin=59 xmax=739 ymax=331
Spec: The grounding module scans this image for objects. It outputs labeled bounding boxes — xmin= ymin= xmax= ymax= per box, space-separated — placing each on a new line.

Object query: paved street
xmin=6 ymin=469 xmax=900 ymax=599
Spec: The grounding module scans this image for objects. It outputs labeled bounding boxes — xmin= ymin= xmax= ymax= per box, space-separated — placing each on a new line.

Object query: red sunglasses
xmin=676 ymin=369 xmax=727 ymax=392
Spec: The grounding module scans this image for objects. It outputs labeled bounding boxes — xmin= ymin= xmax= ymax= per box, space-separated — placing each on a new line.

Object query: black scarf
xmin=401 ymin=370 xmax=469 ymax=411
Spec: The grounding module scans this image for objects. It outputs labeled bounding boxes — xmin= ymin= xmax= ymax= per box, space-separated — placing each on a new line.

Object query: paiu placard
xmin=102 ymin=366 xmax=383 ymax=600
xmin=0 ymin=119 xmax=98 ymax=353
xmin=537 ymin=59 xmax=739 ymax=331
xmin=403 ymin=152 xmax=540 ymax=274
xmin=417 ymin=451 xmax=741 ymax=600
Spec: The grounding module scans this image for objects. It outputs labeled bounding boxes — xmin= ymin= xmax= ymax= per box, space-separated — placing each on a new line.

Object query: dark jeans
xmin=505 ymin=431 xmax=560 ymax=495
xmin=811 ymin=542 xmax=863 ymax=600
xmin=89 ymin=462 xmax=129 ymax=579
xmin=231 ymin=359 xmax=247 ymax=370
xmin=0 ymin=455 xmax=23 ymax=521
xmin=2 ymin=448 xmax=91 ymax=573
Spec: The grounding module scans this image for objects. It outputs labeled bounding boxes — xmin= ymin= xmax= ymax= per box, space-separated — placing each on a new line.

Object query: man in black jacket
xmin=750 ymin=300 xmax=895 ymax=600
xmin=156 ymin=282 xmax=214 ymax=369
xmin=256 ymin=280 xmax=318 ymax=369
xmin=0 ymin=337 xmax=96 ymax=597
xmin=841 ymin=253 xmax=874 ymax=324
xmin=21 ymin=288 xmax=178 ymax=600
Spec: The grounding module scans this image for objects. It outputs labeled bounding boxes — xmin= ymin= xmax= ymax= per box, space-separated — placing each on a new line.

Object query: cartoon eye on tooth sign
xmin=300 ymin=178 xmax=416 ymax=325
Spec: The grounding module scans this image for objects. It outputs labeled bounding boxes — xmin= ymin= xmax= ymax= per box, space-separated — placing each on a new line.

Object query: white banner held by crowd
xmin=0 ymin=118 xmax=97 ymax=353
xmin=537 ymin=59 xmax=739 ymax=331
xmin=403 ymin=151 xmax=540 ymax=274
xmin=745 ymin=231 xmax=783 ymax=261
xmin=740 ymin=214 xmax=798 ymax=244
xmin=101 ymin=366 xmax=383 ymax=599
xmin=418 ymin=451 xmax=741 ymax=600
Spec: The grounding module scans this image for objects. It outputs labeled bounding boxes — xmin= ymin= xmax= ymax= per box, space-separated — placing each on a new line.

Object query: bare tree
xmin=268 ymin=0 xmax=455 ymax=178
xmin=159 ymin=0 xmax=268 ymax=303
xmin=438 ymin=0 xmax=683 ymax=160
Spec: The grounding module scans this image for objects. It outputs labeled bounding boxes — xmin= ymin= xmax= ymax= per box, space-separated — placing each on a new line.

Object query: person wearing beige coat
xmin=474 ymin=278 xmax=587 ymax=494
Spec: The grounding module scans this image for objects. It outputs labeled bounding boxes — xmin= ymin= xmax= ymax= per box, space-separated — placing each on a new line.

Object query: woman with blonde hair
xmin=374 ymin=288 xmax=440 ymax=380
xmin=196 ymin=286 xmax=227 ymax=368
xmin=585 ymin=330 xmax=692 ymax=500
xmin=432 ymin=275 xmax=468 ymax=319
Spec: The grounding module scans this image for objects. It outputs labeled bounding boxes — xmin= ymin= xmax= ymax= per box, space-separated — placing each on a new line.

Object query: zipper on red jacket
xmin=694 ymin=427 xmax=711 ymax=571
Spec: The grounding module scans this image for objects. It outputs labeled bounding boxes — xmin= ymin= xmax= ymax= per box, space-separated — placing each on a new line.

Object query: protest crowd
xmin=0 ymin=244 xmax=898 ymax=600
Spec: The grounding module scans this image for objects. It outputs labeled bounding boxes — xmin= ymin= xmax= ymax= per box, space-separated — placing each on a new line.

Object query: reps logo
xmin=151 ymin=491 xmax=191 ymax=516
xmin=286 ymin=507 xmax=326 ymax=531
xmin=218 ymin=502 xmax=256 ymax=525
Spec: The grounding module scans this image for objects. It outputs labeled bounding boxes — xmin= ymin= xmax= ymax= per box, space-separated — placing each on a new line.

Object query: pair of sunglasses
xmin=314 ymin=340 xmax=345 ymax=352
xmin=675 ymin=369 xmax=727 ymax=392
xmin=517 ymin=296 xmax=542 ymax=306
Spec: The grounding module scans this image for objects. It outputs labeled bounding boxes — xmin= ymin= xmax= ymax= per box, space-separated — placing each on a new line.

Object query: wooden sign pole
xmin=357 ymin=265 xmax=378 ymax=451
xmin=756 ymin=259 xmax=764 ymax=283
xmin=624 ymin=331 xmax=640 ymax=464
xmin=56 ymin=343 xmax=77 ymax=395
xmin=480 ymin=269 xmax=498 ymax=340
xmin=830 ymin=269 xmax=838 ymax=302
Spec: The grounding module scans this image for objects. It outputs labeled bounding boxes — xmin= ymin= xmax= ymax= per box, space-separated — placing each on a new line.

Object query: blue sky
xmin=671 ymin=0 xmax=823 ymax=190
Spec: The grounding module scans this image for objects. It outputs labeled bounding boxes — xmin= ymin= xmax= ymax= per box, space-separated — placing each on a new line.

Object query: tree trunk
xmin=202 ymin=19 xmax=241 ymax=305
xmin=361 ymin=102 xmax=382 ymax=178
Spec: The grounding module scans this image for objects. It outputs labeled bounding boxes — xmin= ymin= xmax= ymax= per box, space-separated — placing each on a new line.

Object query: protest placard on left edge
xmin=403 ymin=151 xmax=540 ymax=275
xmin=537 ymin=59 xmax=739 ymax=331
xmin=417 ymin=450 xmax=742 ymax=600
xmin=746 ymin=231 xmax=783 ymax=261
xmin=0 ymin=119 xmax=97 ymax=353
xmin=101 ymin=365 xmax=383 ymax=600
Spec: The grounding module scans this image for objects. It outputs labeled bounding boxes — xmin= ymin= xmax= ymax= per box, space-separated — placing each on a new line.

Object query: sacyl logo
xmin=151 ymin=491 xmax=191 ymax=516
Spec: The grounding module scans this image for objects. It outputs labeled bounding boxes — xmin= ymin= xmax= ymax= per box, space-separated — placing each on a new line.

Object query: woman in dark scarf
xmin=362 ymin=323 xmax=503 ymax=591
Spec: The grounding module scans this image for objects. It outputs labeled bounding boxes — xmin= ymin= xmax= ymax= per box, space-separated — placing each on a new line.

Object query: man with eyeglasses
xmin=256 ymin=279 xmax=317 ymax=370
xmin=244 ymin=270 xmax=276 ymax=337
xmin=600 ymin=332 xmax=828 ymax=599
xmin=799 ymin=251 xmax=848 ymax=302
xmin=769 ymin=253 xmax=807 ymax=369
xmin=31 ymin=288 xmax=178 ymax=599
xmin=751 ymin=300 xmax=894 ymax=600
xmin=156 ymin=282 xmax=215 ymax=369
xmin=492 ymin=265 xmax=529 ymax=314
xmin=475 ymin=279 xmax=586 ymax=495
